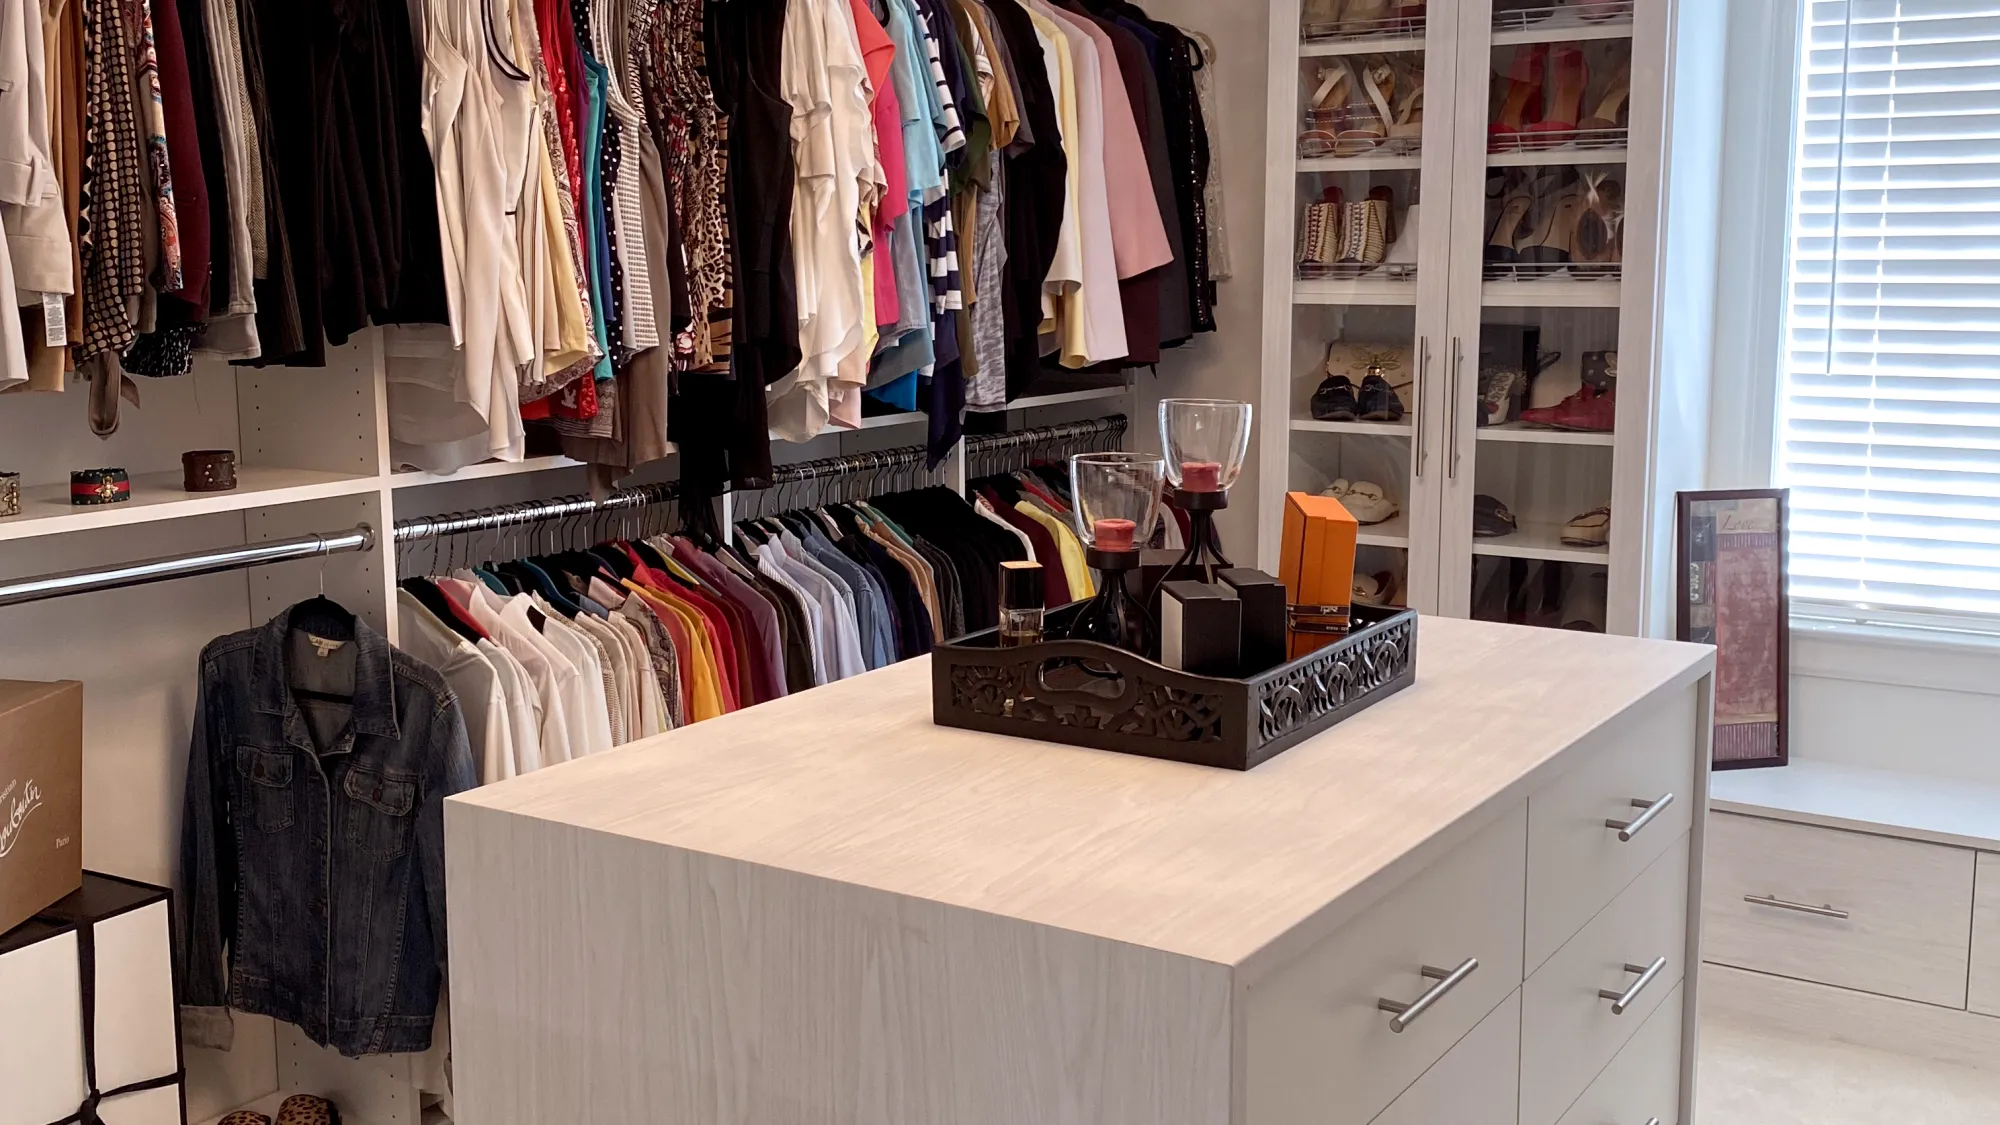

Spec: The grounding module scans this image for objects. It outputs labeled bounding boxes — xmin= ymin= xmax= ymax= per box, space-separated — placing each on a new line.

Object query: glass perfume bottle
xmin=997 ymin=560 xmax=1046 ymax=647
xmin=1062 ymin=452 xmax=1166 ymax=657
xmin=1160 ymin=398 xmax=1253 ymax=584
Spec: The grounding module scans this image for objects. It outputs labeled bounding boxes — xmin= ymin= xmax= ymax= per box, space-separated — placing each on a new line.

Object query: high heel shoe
xmin=1334 ymin=59 xmax=1392 ymax=155
xmin=1485 ymin=192 xmax=1534 ymax=265
xmin=1523 ymin=45 xmax=1588 ymax=146
xmin=1299 ymin=65 xmax=1351 ymax=157
xmin=1387 ymin=59 xmax=1424 ymax=146
xmin=1338 ymin=0 xmax=1393 ymax=34
xmin=1573 ymin=172 xmax=1623 ymax=276
xmin=1383 ymin=202 xmax=1419 ymax=277
xmin=1517 ymin=185 xmax=1586 ymax=267
xmin=1302 ymin=0 xmax=1349 ymax=36
xmin=1578 ymin=61 xmax=1630 ymax=144
xmin=1298 ymin=186 xmax=1345 ymax=266
xmin=1488 ymin=45 xmax=1545 ymax=150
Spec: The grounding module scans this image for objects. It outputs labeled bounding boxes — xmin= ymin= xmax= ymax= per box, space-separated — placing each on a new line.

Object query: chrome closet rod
xmin=391 ymin=482 xmax=681 ymax=544
xmin=0 ymin=526 xmax=377 ymax=608
xmin=766 ymin=414 xmax=1129 ymax=487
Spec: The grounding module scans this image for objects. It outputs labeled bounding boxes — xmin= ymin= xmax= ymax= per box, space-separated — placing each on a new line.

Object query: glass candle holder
xmin=1159 ymin=398 xmax=1253 ymax=582
xmin=1063 ymin=452 xmax=1166 ymax=656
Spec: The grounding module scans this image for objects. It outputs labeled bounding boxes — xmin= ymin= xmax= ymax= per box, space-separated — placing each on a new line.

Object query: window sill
xmin=1792 ymin=605 xmax=2000 ymax=697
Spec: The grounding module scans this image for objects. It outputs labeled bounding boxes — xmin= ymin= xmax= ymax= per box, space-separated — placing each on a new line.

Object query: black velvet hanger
xmin=402 ymin=578 xmax=484 ymax=645
xmin=287 ymin=596 xmax=357 ymax=703
xmin=587 ymin=545 xmax=636 ymax=580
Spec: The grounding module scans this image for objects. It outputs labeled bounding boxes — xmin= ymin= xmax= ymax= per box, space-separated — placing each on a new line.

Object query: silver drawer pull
xmin=1745 ymin=893 xmax=1850 ymax=920
xmin=1605 ymin=793 xmax=1675 ymax=842
xmin=1377 ymin=957 xmax=1479 ymax=1034
xmin=1598 ymin=956 xmax=1668 ymax=1015
xmin=1643 ymin=1119 xmax=1660 ymax=1125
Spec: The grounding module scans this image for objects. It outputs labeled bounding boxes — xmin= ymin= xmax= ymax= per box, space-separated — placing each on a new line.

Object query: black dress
xmin=982 ymin=0 xmax=1068 ymax=401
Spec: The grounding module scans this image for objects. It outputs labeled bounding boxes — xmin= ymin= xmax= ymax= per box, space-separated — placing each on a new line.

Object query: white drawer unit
xmin=1553 ymin=982 xmax=1684 ymax=1125
xmin=1526 ymin=686 xmax=1699 ymax=972
xmin=1703 ymin=812 xmax=1972 ymax=1008
xmin=1248 ymin=804 xmax=1528 ymax=1125
xmin=1521 ymin=839 xmax=1689 ymax=1125
xmin=1371 ymin=991 xmax=1522 ymax=1125
xmin=1968 ymin=852 xmax=2000 ymax=1017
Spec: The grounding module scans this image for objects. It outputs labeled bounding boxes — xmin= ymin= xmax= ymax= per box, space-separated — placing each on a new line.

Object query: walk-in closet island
xmin=447 ymin=614 xmax=1714 ymax=1125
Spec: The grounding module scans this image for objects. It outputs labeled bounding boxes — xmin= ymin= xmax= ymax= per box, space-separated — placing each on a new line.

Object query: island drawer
xmin=1525 ymin=684 xmax=1698 ymax=973
xmin=1246 ymin=803 xmax=1526 ymax=1125
xmin=1521 ymin=837 xmax=1689 ymax=1125
xmin=1703 ymin=812 xmax=1972 ymax=1008
xmin=1551 ymin=982 xmax=1684 ymax=1125
xmin=1371 ymin=990 xmax=1521 ymax=1125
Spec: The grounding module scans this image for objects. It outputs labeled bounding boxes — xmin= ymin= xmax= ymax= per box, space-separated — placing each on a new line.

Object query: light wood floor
xmin=1697 ymin=1014 xmax=2000 ymax=1124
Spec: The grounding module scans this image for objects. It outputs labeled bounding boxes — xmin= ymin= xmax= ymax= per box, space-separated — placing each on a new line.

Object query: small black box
xmin=1218 ymin=568 xmax=1288 ymax=675
xmin=1160 ymin=581 xmax=1241 ymax=677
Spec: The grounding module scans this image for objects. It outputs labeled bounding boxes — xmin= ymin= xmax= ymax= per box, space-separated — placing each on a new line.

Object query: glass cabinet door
xmin=1437 ymin=0 xmax=1635 ymax=631
xmin=1285 ymin=0 xmax=1462 ymax=614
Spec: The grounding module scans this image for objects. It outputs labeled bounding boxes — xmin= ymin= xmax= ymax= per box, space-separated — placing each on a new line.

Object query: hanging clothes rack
xmin=0 ymin=527 xmax=377 ymax=608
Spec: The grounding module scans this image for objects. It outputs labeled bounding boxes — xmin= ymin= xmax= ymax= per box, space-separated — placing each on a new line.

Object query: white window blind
xmin=1779 ymin=1 xmax=2000 ymax=619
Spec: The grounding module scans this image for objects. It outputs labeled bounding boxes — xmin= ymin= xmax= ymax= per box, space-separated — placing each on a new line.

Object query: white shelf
xmin=1291 ymin=418 xmax=1413 ymax=437
xmin=1711 ymin=759 xmax=2000 ymax=853
xmin=1004 ymin=385 xmax=1134 ymax=411
xmin=1491 ymin=19 xmax=1635 ymax=46
xmin=1295 ymin=278 xmax=1419 ymax=306
xmin=1357 ymin=511 xmax=1410 ymax=549
xmin=1481 ymin=279 xmax=1622 ymax=308
xmin=1487 ymin=147 xmax=1628 ymax=167
xmin=1478 ymin=422 xmax=1615 ymax=446
xmin=1299 ymin=34 xmax=1426 ymax=57
xmin=0 ymin=468 xmax=382 ymax=544
xmin=1471 ymin=521 xmax=1609 ymax=565
xmin=1298 ymin=153 xmax=1424 ymax=173
xmin=391 ymin=455 xmax=587 ymax=487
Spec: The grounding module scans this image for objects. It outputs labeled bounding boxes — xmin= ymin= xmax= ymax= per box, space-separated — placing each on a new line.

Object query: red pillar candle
xmin=1093 ymin=518 xmax=1137 ymax=551
xmin=1180 ymin=461 xmax=1223 ymax=492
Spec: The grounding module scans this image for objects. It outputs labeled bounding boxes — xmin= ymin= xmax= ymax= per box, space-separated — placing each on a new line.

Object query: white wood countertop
xmin=1712 ymin=759 xmax=2000 ymax=852
xmin=450 ymin=616 xmax=1712 ymax=973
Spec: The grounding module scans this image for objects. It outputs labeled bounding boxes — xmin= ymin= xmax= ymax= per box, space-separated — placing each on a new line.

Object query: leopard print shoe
xmin=275 ymin=1095 xmax=340 ymax=1125
xmin=215 ymin=1114 xmax=270 ymax=1125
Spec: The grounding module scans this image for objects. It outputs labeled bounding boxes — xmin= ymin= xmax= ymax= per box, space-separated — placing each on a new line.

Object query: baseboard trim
xmin=1702 ymin=963 xmax=2000 ymax=1072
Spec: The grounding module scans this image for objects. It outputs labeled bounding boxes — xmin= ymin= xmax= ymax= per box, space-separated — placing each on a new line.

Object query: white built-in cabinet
xmin=1256 ymin=0 xmax=1724 ymax=637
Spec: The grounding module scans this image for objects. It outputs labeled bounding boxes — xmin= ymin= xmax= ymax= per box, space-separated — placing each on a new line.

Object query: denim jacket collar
xmin=250 ymin=605 xmax=402 ymax=746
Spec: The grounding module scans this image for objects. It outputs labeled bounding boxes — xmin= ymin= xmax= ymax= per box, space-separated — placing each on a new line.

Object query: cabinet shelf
xmin=1296 ymin=278 xmax=1419 ymax=306
xmin=1487 ymin=147 xmax=1628 ymax=167
xmin=1299 ymin=34 xmax=1426 ymax=58
xmin=1481 ymin=280 xmax=1622 ymax=308
xmin=392 ymin=455 xmax=588 ymax=487
xmin=1490 ymin=10 xmax=1635 ymax=46
xmin=1477 ymin=423 xmax=1616 ymax=447
xmin=1357 ymin=511 xmax=1410 ymax=549
xmin=1298 ymin=153 xmax=1425 ymax=173
xmin=0 ymin=468 xmax=382 ymax=544
xmin=1472 ymin=522 xmax=1610 ymax=565
xmin=1292 ymin=418 xmax=1413 ymax=437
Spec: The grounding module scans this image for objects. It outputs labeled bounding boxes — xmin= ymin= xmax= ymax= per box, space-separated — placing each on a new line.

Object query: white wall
xmin=1131 ymin=0 xmax=1272 ymax=567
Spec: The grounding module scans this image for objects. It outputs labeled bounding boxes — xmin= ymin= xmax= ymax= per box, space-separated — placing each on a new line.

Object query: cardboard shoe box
xmin=0 ymin=680 xmax=83 ymax=935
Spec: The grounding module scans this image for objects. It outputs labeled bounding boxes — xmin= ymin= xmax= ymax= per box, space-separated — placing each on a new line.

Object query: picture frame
xmin=1676 ymin=489 xmax=1789 ymax=771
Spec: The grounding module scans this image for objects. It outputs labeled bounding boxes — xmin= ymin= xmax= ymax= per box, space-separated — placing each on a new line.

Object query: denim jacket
xmin=175 ymin=604 xmax=476 ymax=1057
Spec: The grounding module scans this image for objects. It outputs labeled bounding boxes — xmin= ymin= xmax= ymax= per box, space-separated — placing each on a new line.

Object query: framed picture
xmin=1677 ymin=489 xmax=1789 ymax=771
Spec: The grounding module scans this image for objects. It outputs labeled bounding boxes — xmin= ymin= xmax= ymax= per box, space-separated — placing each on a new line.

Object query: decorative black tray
xmin=933 ymin=604 xmax=1417 ymax=770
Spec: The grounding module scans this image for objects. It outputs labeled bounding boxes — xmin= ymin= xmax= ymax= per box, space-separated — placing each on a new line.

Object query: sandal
xmin=1334 ymin=59 xmax=1390 ymax=155
xmin=1300 ymin=66 xmax=1351 ymax=157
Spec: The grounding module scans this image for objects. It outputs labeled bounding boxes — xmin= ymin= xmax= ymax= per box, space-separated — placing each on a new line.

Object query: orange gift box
xmin=1278 ymin=492 xmax=1359 ymax=659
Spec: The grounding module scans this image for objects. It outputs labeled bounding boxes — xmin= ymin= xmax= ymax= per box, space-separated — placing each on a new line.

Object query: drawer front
xmin=1521 ymin=837 xmax=1689 ymax=1125
xmin=1552 ymin=982 xmax=1684 ymax=1125
xmin=1372 ymin=990 xmax=1521 ymax=1125
xmin=1526 ymin=686 xmax=1698 ymax=972
xmin=1963 ymin=852 xmax=2000 ymax=1016
xmin=1702 ymin=813 xmax=1971 ymax=1007
xmin=1247 ymin=803 xmax=1528 ymax=1125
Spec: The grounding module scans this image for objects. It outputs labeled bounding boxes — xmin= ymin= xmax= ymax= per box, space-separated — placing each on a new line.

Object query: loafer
xmin=276 ymin=1095 xmax=340 ymax=1125
xmin=1311 ymin=375 xmax=1361 ymax=421
xmin=1358 ymin=373 xmax=1407 ymax=421
xmin=1355 ymin=569 xmax=1401 ymax=607
xmin=1321 ymin=479 xmax=1400 ymax=525
xmin=1561 ymin=506 xmax=1610 ymax=547
xmin=218 ymin=1115 xmax=271 ymax=1125
xmin=1473 ymin=494 xmax=1517 ymax=537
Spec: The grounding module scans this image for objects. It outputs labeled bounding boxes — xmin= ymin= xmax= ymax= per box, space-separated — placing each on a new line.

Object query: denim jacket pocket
xmin=235 ymin=746 xmax=295 ymax=832
xmin=343 ymin=764 xmax=418 ymax=860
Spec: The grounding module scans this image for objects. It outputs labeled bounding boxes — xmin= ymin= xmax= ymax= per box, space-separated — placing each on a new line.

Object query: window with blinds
xmin=1778 ymin=1 xmax=2000 ymax=620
